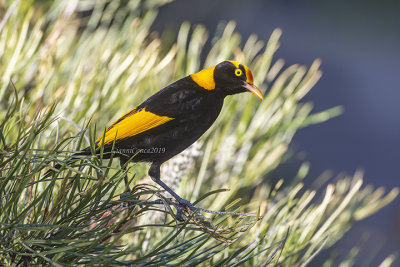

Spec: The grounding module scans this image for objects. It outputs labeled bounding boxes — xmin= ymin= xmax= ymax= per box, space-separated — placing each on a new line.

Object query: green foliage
xmin=0 ymin=0 xmax=398 ymax=265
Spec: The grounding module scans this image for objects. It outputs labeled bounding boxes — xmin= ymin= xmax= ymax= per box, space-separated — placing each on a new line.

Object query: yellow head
xmin=190 ymin=60 xmax=263 ymax=100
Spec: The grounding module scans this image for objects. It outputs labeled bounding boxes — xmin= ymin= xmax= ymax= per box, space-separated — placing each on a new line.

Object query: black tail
xmin=44 ymin=147 xmax=92 ymax=177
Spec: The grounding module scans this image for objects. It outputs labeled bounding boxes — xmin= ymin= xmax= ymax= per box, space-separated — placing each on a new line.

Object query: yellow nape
xmin=228 ymin=60 xmax=240 ymax=68
xmin=190 ymin=65 xmax=216 ymax=90
xmin=244 ymin=66 xmax=254 ymax=84
xmin=96 ymin=108 xmax=174 ymax=145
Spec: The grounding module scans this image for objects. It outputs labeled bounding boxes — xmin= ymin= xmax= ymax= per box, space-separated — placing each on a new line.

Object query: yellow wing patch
xmin=96 ymin=108 xmax=174 ymax=145
xmin=105 ymin=108 xmax=137 ymax=132
xmin=190 ymin=65 xmax=216 ymax=90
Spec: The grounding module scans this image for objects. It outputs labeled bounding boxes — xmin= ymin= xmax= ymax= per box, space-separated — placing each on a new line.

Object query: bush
xmin=0 ymin=0 xmax=398 ymax=265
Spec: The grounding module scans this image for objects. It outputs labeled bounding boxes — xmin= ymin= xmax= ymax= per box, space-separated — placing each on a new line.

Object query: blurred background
xmin=152 ymin=0 xmax=400 ymax=265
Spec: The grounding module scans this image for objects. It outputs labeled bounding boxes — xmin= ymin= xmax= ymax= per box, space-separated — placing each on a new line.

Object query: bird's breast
xmin=152 ymin=97 xmax=223 ymax=162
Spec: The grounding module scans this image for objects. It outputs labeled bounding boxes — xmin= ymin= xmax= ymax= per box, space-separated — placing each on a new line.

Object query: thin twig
xmin=106 ymin=198 xmax=255 ymax=217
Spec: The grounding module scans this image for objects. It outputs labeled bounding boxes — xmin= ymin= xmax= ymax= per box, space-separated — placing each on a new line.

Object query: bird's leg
xmin=149 ymin=163 xmax=197 ymax=220
xmin=147 ymin=163 xmax=251 ymax=220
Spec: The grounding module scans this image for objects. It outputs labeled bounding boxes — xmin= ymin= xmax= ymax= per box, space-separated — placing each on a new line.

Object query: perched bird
xmin=50 ymin=60 xmax=263 ymax=220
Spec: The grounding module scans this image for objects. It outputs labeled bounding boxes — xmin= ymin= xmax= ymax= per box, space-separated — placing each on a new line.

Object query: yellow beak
xmin=243 ymin=83 xmax=264 ymax=100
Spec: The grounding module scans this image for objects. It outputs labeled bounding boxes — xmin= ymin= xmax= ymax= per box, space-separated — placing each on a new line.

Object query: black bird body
xmin=95 ymin=76 xmax=225 ymax=164
xmin=52 ymin=60 xmax=263 ymax=220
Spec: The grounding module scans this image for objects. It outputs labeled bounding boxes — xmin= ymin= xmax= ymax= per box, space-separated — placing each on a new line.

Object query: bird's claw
xmin=120 ymin=191 xmax=131 ymax=200
xmin=179 ymin=199 xmax=196 ymax=211
xmin=120 ymin=190 xmax=144 ymax=208
xmin=174 ymin=199 xmax=201 ymax=221
xmin=175 ymin=205 xmax=185 ymax=221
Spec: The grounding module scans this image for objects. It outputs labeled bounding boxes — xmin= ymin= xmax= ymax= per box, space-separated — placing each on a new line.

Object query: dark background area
xmin=152 ymin=0 xmax=400 ymax=265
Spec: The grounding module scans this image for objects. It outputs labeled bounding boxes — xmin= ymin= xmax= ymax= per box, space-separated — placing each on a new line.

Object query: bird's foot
xmin=120 ymin=184 xmax=132 ymax=199
xmin=119 ymin=191 xmax=131 ymax=208
xmin=119 ymin=191 xmax=131 ymax=200
xmin=178 ymin=198 xmax=196 ymax=211
xmin=119 ymin=188 xmax=144 ymax=208
xmin=174 ymin=198 xmax=206 ymax=221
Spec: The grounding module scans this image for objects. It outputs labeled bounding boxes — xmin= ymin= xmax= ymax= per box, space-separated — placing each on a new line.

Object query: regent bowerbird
xmin=48 ymin=60 xmax=264 ymax=220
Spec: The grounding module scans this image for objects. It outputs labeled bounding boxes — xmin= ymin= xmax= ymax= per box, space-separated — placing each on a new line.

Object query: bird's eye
xmin=235 ymin=69 xmax=242 ymax=77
